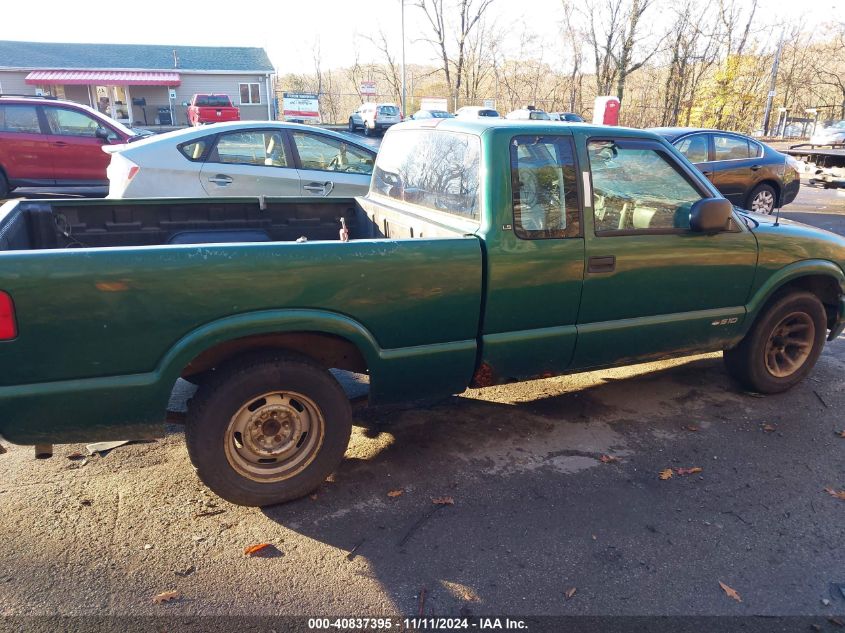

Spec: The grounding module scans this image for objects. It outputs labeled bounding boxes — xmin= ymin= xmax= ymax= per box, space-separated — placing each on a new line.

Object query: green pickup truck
xmin=1 ymin=120 xmax=843 ymax=506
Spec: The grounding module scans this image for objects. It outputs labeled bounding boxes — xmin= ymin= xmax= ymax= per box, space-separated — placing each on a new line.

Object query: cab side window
xmin=510 ymin=136 xmax=581 ymax=239
xmin=211 ymin=131 xmax=290 ymax=167
xmin=292 ymin=132 xmax=374 ymax=175
xmin=588 ymin=140 xmax=703 ymax=234
xmin=713 ymin=135 xmax=751 ymax=160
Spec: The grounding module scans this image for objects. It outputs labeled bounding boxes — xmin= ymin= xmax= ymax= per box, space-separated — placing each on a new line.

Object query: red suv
xmin=0 ymin=95 xmax=141 ymax=197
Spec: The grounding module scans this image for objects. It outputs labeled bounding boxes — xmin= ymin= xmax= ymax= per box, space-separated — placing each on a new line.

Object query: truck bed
xmin=0 ymin=196 xmax=476 ymax=250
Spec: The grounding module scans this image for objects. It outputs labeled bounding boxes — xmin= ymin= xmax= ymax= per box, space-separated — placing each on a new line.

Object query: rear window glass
xmin=195 ymin=95 xmax=232 ymax=107
xmin=378 ymin=106 xmax=399 ymax=115
xmin=0 ymin=105 xmax=41 ymax=134
xmin=479 ymin=110 xmax=500 ymax=117
xmin=372 ymin=129 xmax=481 ymax=221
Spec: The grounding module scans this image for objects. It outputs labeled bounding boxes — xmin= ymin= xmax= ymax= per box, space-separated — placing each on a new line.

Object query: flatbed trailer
xmin=784 ymin=144 xmax=845 ymax=188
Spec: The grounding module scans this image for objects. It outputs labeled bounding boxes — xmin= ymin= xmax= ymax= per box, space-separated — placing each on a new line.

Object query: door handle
xmin=303 ymin=181 xmax=334 ymax=197
xmin=701 ymin=170 xmax=713 ymax=178
xmin=750 ymin=164 xmax=761 ymax=171
xmin=208 ymin=175 xmax=233 ymax=186
xmin=588 ymin=255 xmax=616 ymax=273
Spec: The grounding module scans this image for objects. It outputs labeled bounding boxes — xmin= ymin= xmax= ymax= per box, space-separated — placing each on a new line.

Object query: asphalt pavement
xmin=0 ymin=183 xmax=843 ymax=626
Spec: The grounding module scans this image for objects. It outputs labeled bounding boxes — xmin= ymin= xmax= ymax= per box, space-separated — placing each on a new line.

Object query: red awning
xmin=25 ymin=70 xmax=181 ymax=86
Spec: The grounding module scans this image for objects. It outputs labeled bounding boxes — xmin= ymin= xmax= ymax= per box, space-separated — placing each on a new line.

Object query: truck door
xmin=478 ymin=133 xmax=586 ymax=383
xmin=200 ymin=129 xmax=300 ymax=197
xmin=572 ymin=137 xmax=757 ymax=369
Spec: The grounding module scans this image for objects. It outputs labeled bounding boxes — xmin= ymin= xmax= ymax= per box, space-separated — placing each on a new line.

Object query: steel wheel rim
xmin=764 ymin=311 xmax=815 ymax=378
xmin=752 ymin=190 xmax=775 ymax=213
xmin=224 ymin=391 xmax=325 ymax=483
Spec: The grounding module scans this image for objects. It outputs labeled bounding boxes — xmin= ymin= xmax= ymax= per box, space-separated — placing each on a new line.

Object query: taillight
xmin=0 ymin=292 xmax=17 ymax=340
xmin=127 ymin=165 xmax=140 ymax=181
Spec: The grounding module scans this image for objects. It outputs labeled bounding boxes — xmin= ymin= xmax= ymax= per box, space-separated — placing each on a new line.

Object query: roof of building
xmin=0 ymin=41 xmax=274 ymax=73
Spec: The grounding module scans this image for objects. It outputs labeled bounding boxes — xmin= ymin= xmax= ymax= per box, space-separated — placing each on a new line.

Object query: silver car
xmin=348 ymin=103 xmax=402 ymax=136
xmin=105 ymin=121 xmax=376 ymax=199
xmin=810 ymin=120 xmax=845 ymax=146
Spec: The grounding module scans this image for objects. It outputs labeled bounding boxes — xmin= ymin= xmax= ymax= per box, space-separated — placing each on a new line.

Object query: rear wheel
xmin=184 ymin=352 xmax=352 ymax=506
xmin=724 ymin=292 xmax=827 ymax=393
xmin=0 ymin=171 xmax=8 ymax=199
xmin=747 ymin=183 xmax=777 ymax=214
xmin=348 ymin=118 xmax=355 ymax=132
xmin=364 ymin=122 xmax=372 ymax=137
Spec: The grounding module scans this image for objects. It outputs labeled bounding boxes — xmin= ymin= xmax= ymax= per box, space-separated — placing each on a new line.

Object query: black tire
xmin=184 ymin=352 xmax=352 ymax=506
xmin=363 ymin=122 xmax=371 ymax=137
xmin=348 ymin=118 xmax=355 ymax=132
xmin=0 ymin=170 xmax=8 ymax=199
xmin=723 ymin=291 xmax=827 ymax=394
xmin=746 ymin=183 xmax=777 ymax=214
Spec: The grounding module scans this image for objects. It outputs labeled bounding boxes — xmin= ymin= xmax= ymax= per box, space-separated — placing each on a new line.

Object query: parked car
xmin=348 ymin=103 xmax=401 ymax=136
xmin=649 ymin=127 xmax=800 ymax=214
xmin=105 ymin=121 xmax=376 ymax=198
xmin=549 ymin=112 xmax=584 ymax=122
xmin=454 ymin=106 xmax=501 ymax=119
xmin=411 ymin=109 xmax=454 ymax=120
xmin=0 ymin=95 xmax=146 ymax=197
xmin=506 ymin=108 xmax=551 ymax=121
xmin=2 ymin=119 xmax=843 ymax=506
xmin=810 ymin=120 xmax=845 ymax=146
xmin=187 ymin=94 xmax=240 ymax=127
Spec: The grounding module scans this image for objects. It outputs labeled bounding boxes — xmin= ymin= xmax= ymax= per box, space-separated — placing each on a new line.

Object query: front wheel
xmin=348 ymin=118 xmax=355 ymax=132
xmin=185 ymin=352 xmax=352 ymax=506
xmin=0 ymin=170 xmax=8 ymax=199
xmin=747 ymin=183 xmax=777 ymax=214
xmin=724 ymin=291 xmax=827 ymax=393
xmin=363 ymin=122 xmax=372 ymax=137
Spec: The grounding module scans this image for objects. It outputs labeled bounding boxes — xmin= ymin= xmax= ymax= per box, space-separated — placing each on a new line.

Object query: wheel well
xmin=181 ymin=331 xmax=368 ymax=379
xmin=753 ymin=179 xmax=781 ymax=204
xmin=768 ymin=275 xmax=841 ymax=329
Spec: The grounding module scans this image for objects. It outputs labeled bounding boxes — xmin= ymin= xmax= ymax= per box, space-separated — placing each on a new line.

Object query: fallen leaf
xmin=599 ymin=455 xmax=618 ymax=463
xmin=152 ymin=590 xmax=180 ymax=604
xmin=243 ymin=543 xmax=271 ymax=556
xmin=836 ymin=430 xmax=845 ymax=438
xmin=0 ymin=443 xmax=6 ymax=455
xmin=719 ymin=581 xmax=742 ymax=603
xmin=762 ymin=424 xmax=776 ymax=433
xmin=675 ymin=467 xmax=703 ymax=476
xmin=387 ymin=489 xmax=404 ymax=498
xmin=829 ymin=618 xmax=844 ymax=628
xmin=309 ymin=494 xmax=318 ymax=501
xmin=682 ymin=425 xmax=699 ymax=432
xmin=565 ymin=587 xmax=577 ymax=599
xmin=432 ymin=497 xmax=455 ymax=505
xmin=658 ymin=469 xmax=673 ymax=480
xmin=824 ymin=488 xmax=845 ymax=501
xmin=66 ymin=452 xmax=85 ymax=460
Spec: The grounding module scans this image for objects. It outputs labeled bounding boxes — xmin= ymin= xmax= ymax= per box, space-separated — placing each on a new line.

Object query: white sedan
xmin=105 ymin=121 xmax=377 ymax=198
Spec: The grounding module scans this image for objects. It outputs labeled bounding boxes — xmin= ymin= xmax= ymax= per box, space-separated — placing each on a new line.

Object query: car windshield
xmin=828 ymin=121 xmax=845 ymax=129
xmin=378 ymin=106 xmax=399 ymax=115
xmin=479 ymin=110 xmax=500 ymax=117
xmin=71 ymin=103 xmax=135 ymax=137
xmin=431 ymin=111 xmax=453 ymax=118
xmin=195 ymin=96 xmax=231 ymax=107
xmin=529 ymin=111 xmax=551 ymax=120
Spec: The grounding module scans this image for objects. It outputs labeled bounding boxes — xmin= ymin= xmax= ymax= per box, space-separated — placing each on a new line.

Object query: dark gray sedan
xmin=649 ymin=127 xmax=801 ymax=214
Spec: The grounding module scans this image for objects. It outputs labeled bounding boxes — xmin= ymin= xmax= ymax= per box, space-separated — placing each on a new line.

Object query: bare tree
xmin=415 ymin=0 xmax=496 ymax=109
xmin=363 ymin=29 xmax=403 ymax=104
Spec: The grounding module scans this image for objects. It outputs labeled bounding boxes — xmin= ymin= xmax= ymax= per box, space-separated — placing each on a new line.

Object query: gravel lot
xmin=0 ymin=183 xmax=843 ymax=625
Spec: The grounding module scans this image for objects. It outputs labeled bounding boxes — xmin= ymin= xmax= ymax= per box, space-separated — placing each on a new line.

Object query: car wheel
xmin=723 ymin=291 xmax=827 ymax=394
xmin=184 ymin=351 xmax=352 ymax=506
xmin=0 ymin=170 xmax=8 ymax=199
xmin=747 ymin=183 xmax=777 ymax=214
xmin=363 ymin=123 xmax=371 ymax=137
xmin=348 ymin=118 xmax=355 ymax=132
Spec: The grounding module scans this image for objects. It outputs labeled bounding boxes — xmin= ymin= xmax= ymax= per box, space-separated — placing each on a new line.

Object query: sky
xmin=1 ymin=0 xmax=842 ymax=74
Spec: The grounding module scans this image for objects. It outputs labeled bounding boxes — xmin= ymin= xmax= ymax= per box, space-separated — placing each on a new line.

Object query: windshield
xmin=72 ymin=102 xmax=135 ymax=137
xmin=431 ymin=111 xmax=453 ymax=118
xmin=828 ymin=121 xmax=845 ymax=129
xmin=195 ymin=95 xmax=232 ymax=107
xmin=529 ymin=111 xmax=551 ymax=120
xmin=479 ymin=109 xmax=500 ymax=117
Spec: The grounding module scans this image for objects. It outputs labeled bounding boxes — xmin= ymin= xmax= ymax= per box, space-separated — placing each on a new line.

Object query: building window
xmin=239 ymin=83 xmax=261 ymax=105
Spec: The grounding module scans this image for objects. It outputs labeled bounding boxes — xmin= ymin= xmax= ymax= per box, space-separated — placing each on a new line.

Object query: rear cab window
xmin=371 ymin=129 xmax=481 ymax=223
xmin=195 ymin=96 xmax=232 ymax=107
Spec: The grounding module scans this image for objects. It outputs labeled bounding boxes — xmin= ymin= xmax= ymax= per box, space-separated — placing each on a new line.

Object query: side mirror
xmin=95 ymin=127 xmax=111 ymax=141
xmin=690 ymin=197 xmax=732 ymax=233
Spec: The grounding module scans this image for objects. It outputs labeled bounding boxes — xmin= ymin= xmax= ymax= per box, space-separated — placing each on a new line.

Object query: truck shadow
xmin=257 ymin=353 xmax=794 ymax=615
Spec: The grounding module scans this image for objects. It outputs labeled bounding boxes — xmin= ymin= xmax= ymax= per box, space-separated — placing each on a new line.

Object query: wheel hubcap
xmin=225 ymin=391 xmax=325 ymax=482
xmin=752 ymin=190 xmax=775 ymax=213
xmin=764 ymin=312 xmax=815 ymax=378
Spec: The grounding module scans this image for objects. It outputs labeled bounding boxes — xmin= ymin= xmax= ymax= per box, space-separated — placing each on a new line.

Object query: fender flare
xmin=745 ymin=259 xmax=845 ymax=323
xmin=152 ymin=308 xmax=383 ymax=396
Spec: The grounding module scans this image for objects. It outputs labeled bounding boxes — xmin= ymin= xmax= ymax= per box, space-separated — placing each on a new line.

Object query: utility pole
xmin=400 ymin=0 xmax=407 ymax=118
xmin=762 ymin=33 xmax=784 ymax=136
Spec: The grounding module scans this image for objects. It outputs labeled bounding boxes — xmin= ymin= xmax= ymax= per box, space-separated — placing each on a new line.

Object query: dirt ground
xmin=0 ymin=184 xmax=844 ymax=626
